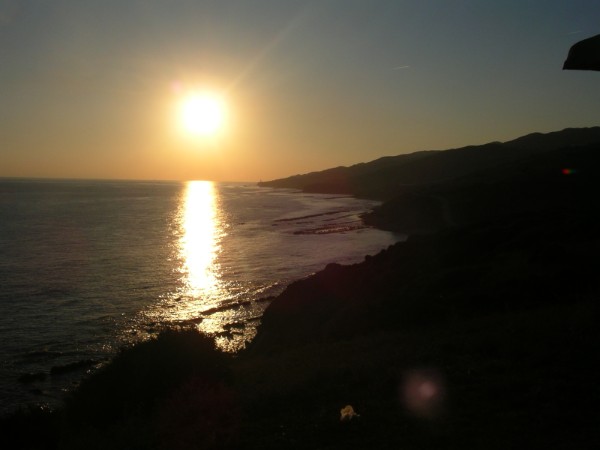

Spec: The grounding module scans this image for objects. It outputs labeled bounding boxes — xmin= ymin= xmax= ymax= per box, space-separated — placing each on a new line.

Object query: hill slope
xmin=243 ymin=131 xmax=600 ymax=448
xmin=258 ymin=127 xmax=600 ymax=200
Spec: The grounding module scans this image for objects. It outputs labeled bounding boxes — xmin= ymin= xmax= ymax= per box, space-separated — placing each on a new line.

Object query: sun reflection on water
xmin=179 ymin=180 xmax=222 ymax=300
xmin=172 ymin=181 xmax=261 ymax=351
xmin=157 ymin=180 xmax=228 ymax=324
xmin=137 ymin=180 xmax=264 ymax=352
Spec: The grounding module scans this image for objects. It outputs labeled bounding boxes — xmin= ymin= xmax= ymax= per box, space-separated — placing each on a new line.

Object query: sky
xmin=1 ymin=0 xmax=599 ymax=182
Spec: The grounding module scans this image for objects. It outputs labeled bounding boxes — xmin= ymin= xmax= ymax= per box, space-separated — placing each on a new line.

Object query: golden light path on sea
xmin=175 ymin=180 xmax=259 ymax=351
xmin=171 ymin=180 xmax=235 ymax=337
xmin=148 ymin=180 xmax=228 ymax=333
xmin=137 ymin=180 xmax=262 ymax=352
xmin=179 ymin=180 xmax=222 ymax=300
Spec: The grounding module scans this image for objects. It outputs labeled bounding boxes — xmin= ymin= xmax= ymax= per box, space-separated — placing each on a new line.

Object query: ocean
xmin=0 ymin=179 xmax=401 ymax=414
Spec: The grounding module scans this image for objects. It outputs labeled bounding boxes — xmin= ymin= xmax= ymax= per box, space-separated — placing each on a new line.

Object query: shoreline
xmin=4 ymin=204 xmax=597 ymax=448
xmin=1 ymin=185 xmax=397 ymax=417
xmin=3 ymin=129 xmax=600 ymax=448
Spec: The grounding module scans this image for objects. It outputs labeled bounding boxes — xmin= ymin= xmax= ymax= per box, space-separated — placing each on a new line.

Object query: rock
xmin=50 ymin=359 xmax=96 ymax=376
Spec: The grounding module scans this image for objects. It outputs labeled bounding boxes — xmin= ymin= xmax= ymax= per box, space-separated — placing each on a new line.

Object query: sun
xmin=179 ymin=92 xmax=227 ymax=137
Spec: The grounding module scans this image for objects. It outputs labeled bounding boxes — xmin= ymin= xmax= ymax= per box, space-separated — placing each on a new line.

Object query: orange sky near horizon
xmin=1 ymin=1 xmax=599 ymax=182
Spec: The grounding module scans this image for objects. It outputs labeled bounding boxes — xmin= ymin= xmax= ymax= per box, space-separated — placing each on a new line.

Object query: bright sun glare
xmin=179 ymin=92 xmax=227 ymax=137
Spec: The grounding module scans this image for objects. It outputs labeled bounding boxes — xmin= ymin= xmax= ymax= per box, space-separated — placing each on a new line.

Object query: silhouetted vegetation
xmin=61 ymin=328 xmax=235 ymax=449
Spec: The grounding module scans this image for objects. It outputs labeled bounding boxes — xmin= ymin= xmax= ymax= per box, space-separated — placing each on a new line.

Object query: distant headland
xmin=259 ymin=126 xmax=600 ymax=233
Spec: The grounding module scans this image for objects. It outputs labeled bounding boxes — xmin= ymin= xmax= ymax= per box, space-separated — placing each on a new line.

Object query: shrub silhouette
xmin=62 ymin=328 xmax=235 ymax=449
xmin=157 ymin=378 xmax=239 ymax=450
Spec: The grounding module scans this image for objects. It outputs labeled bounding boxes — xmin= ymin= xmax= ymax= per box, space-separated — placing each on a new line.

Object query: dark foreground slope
xmin=241 ymin=141 xmax=600 ymax=448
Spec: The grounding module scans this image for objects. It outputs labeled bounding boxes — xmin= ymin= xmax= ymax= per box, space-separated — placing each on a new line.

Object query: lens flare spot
xmin=401 ymin=369 xmax=445 ymax=419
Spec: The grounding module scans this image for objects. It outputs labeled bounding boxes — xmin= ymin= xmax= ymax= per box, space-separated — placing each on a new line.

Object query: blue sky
xmin=1 ymin=0 xmax=599 ymax=181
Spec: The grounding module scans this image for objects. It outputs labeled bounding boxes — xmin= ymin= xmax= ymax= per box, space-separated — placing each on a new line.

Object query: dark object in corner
xmin=563 ymin=33 xmax=600 ymax=71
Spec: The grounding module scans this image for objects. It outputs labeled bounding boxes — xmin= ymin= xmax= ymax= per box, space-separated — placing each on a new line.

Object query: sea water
xmin=0 ymin=179 xmax=401 ymax=413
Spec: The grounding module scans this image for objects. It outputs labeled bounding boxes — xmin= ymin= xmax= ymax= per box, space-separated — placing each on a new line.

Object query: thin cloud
xmin=392 ymin=65 xmax=410 ymax=70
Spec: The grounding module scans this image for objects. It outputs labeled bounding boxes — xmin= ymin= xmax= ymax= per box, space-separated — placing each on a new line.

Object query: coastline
xmin=0 ymin=181 xmax=397 ymax=416
xmin=5 ymin=204 xmax=596 ymax=449
xmin=3 ymin=129 xmax=600 ymax=449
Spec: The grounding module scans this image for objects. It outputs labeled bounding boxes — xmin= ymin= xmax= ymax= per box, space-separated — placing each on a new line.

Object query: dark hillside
xmin=364 ymin=143 xmax=600 ymax=232
xmin=258 ymin=127 xmax=600 ymax=200
xmin=240 ymin=187 xmax=599 ymax=449
xmin=243 ymin=132 xmax=600 ymax=447
xmin=258 ymin=150 xmax=436 ymax=197
xmin=252 ymin=208 xmax=599 ymax=353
